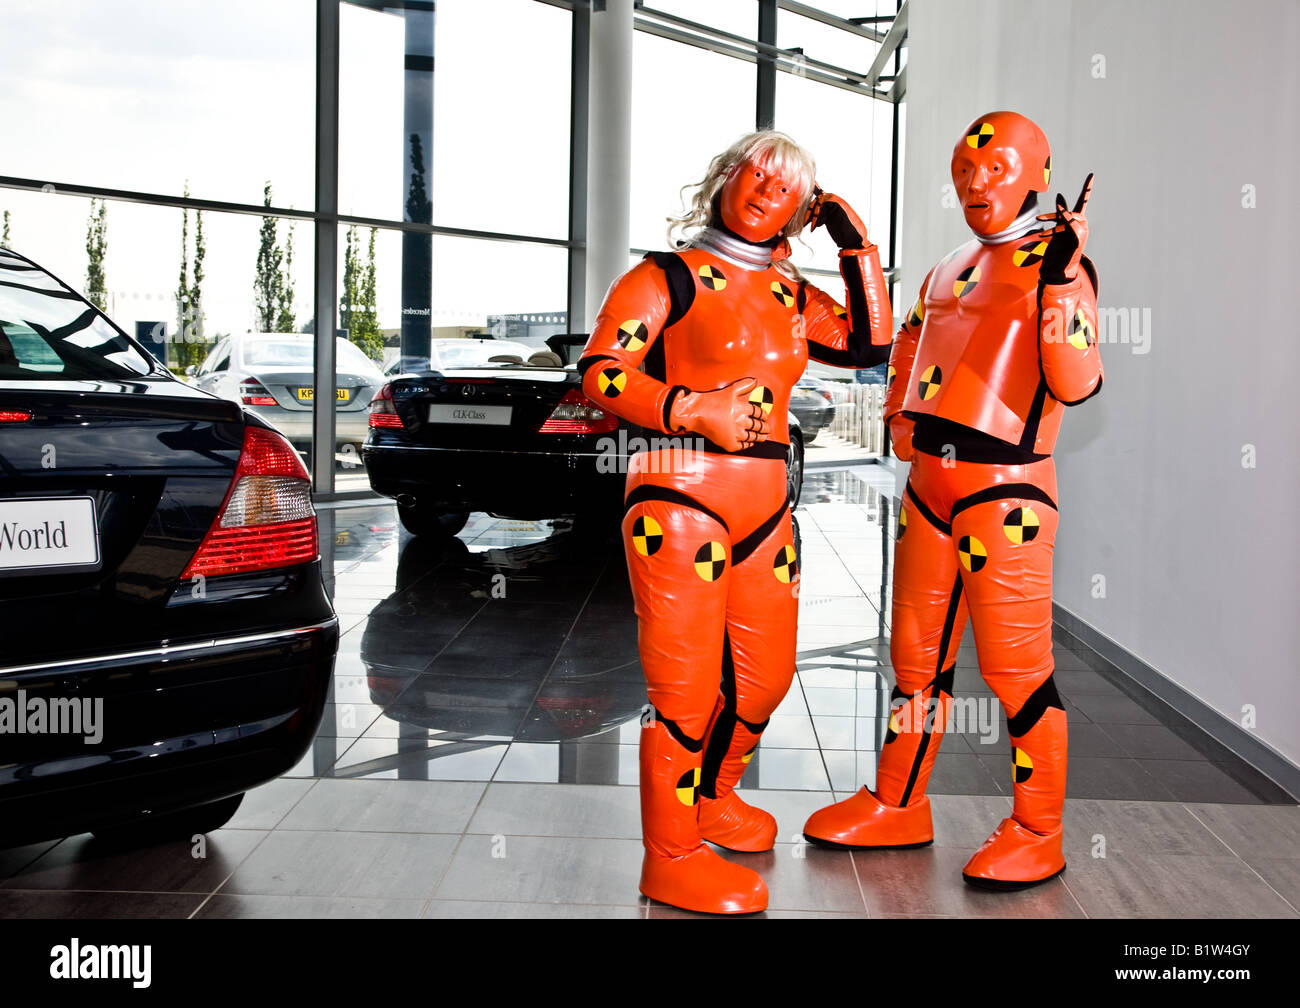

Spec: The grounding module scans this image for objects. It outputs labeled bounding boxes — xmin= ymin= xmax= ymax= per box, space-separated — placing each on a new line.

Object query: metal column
xmin=313 ymin=0 xmax=340 ymax=494
xmin=583 ymin=0 xmax=634 ymax=327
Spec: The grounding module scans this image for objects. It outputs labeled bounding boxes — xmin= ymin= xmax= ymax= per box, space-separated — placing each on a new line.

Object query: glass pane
xmin=630 ymin=33 xmax=755 ymax=253
xmin=339 ymin=0 xmax=571 ymax=240
xmin=778 ymin=9 xmax=885 ymax=73
xmin=651 ymin=0 xmax=758 ymax=39
xmin=775 ymin=75 xmax=891 ymax=274
xmin=0 ymin=0 xmax=315 ymax=208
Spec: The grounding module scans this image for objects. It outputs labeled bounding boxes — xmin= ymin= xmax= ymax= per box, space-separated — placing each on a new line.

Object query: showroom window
xmin=0 ymin=0 xmax=906 ymax=492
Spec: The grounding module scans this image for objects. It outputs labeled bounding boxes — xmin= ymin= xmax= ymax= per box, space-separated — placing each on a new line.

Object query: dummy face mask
xmin=951 ymin=112 xmax=1051 ymax=236
xmin=719 ymin=156 xmax=802 ymax=243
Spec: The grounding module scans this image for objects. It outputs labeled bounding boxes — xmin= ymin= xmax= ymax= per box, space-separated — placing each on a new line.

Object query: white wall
xmin=901 ymin=0 xmax=1300 ymax=769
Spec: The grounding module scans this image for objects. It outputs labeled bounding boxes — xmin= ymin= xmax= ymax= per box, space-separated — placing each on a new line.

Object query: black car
xmin=362 ymin=336 xmax=805 ymax=537
xmin=0 ymin=246 xmax=338 ymax=848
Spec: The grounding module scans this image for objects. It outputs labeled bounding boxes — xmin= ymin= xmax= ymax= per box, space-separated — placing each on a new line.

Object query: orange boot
xmin=639 ymin=717 xmax=768 ymax=914
xmin=803 ymin=786 xmax=933 ymax=849
xmin=803 ymin=674 xmax=951 ymax=848
xmin=963 ymin=701 xmax=1068 ymax=888
xmin=697 ymin=701 xmax=777 ymax=852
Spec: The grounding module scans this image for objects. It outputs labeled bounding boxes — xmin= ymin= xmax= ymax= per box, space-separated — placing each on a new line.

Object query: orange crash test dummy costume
xmin=804 ymin=111 xmax=1102 ymax=889
xmin=578 ymin=131 xmax=891 ymax=913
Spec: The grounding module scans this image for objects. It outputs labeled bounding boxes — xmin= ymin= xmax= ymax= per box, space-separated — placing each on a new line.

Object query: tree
xmin=174 ymin=183 xmax=209 ymax=371
xmin=406 ymin=133 xmax=431 ymax=224
xmin=276 ymin=222 xmax=296 ymax=333
xmin=2 ymin=210 xmax=10 ymax=246
xmin=339 ymin=225 xmax=382 ymax=361
xmin=85 ymin=199 xmax=108 ymax=311
xmin=252 ymin=183 xmax=296 ymax=333
xmin=354 ymin=227 xmax=383 ymax=360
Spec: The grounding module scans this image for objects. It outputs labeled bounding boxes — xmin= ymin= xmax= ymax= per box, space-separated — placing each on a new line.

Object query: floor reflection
xmin=297 ymin=466 xmax=1295 ymax=805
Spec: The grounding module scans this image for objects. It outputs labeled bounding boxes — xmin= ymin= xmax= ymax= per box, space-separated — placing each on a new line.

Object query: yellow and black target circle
xmin=1013 ymin=239 xmax=1048 ymax=268
xmin=887 ymin=364 xmax=897 ymax=386
xmin=741 ymin=745 xmax=757 ymax=765
xmin=885 ymin=708 xmax=903 ymax=743
xmin=1003 ymin=506 xmax=1040 ymax=545
xmin=966 ymin=122 xmax=995 ymax=148
xmin=832 ymin=302 xmax=847 ymax=319
xmin=618 ymin=319 xmax=647 ymax=352
xmin=1068 ymin=309 xmax=1095 ymax=350
xmin=694 ymin=541 xmax=727 ymax=582
xmin=770 ymin=280 xmax=796 ymax=308
xmin=631 ymin=514 xmax=663 ymax=556
xmin=1043 ymin=154 xmax=1052 ymax=187
xmin=1013 ymin=746 xmax=1034 ymax=783
xmin=958 ymin=534 xmax=987 ymax=572
xmin=917 ymin=364 xmax=942 ymax=401
xmin=698 ymin=263 xmax=727 ymax=291
xmin=773 ymin=543 xmax=798 ymax=583
xmin=597 ymin=366 xmax=627 ymax=398
xmin=748 ymin=384 xmax=774 ymax=415
xmin=907 ymin=297 xmax=925 ymax=328
xmin=676 ymin=766 xmax=702 ymax=805
xmin=897 ymin=505 xmax=907 ymax=540
xmin=953 ymin=265 xmax=981 ymax=298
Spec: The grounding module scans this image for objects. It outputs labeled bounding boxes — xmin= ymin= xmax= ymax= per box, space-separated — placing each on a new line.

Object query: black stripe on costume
xmin=699 ymin=631 xmax=739 ymax=799
xmin=796 ymin=281 xmax=809 ymax=312
xmin=576 ymin=353 xmax=616 ymax=377
xmin=908 ymin=413 xmax=1049 ymax=465
xmin=899 ymin=579 xmax=963 ymax=807
xmin=805 ymin=256 xmax=890 ymax=369
xmin=732 ymin=502 xmax=788 ymax=566
xmin=930 ymin=662 xmax=956 ymax=697
xmin=696 ymin=436 xmax=790 ymax=460
xmin=738 ymin=714 xmax=769 ymax=734
xmin=949 ymin=483 xmax=1058 ymax=522
xmin=1007 ymin=675 xmax=1065 ymax=738
xmin=905 ymin=483 xmax=952 ymax=536
xmin=623 ymin=484 xmax=730 ymax=534
xmin=644 ymin=250 xmax=696 ymax=330
xmin=653 ymin=708 xmax=705 ymax=753
xmin=1018 ymin=376 xmax=1051 ymax=454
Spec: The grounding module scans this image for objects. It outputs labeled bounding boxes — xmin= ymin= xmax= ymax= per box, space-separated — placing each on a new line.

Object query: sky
xmin=0 ymin=0 xmax=895 ymax=346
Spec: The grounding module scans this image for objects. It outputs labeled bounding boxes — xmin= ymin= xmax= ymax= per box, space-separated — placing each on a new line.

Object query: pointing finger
xmin=1074 ymin=172 xmax=1095 ymax=214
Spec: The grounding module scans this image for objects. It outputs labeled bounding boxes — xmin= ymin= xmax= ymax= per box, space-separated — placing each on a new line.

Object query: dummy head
xmin=951 ymin=111 xmax=1051 ymax=236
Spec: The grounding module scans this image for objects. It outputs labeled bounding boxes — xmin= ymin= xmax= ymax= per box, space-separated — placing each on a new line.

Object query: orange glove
xmin=668 ymin=378 xmax=771 ymax=452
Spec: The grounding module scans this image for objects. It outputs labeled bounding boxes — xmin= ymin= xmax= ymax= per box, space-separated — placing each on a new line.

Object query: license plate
xmin=0 ymin=497 xmax=101 ymax=574
xmin=428 ymin=404 xmax=512 ymax=426
xmin=297 ymin=388 xmax=350 ymax=402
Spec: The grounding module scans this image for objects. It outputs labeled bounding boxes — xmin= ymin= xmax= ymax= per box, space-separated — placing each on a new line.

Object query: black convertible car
xmin=0 ymin=246 xmax=337 ymax=848
xmin=363 ymin=336 xmax=804 ymax=536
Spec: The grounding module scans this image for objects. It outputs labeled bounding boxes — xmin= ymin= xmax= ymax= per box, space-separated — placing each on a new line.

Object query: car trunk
xmin=0 ymin=379 xmax=244 ymax=666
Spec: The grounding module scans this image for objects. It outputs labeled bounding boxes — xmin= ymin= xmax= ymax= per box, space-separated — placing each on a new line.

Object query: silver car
xmin=192 ymin=333 xmax=384 ymax=448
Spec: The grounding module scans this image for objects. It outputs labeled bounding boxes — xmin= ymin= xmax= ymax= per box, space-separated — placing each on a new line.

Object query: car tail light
xmin=0 ymin=410 xmax=31 ymax=423
xmin=368 ymin=382 xmax=404 ymax=429
xmin=239 ymin=376 xmax=277 ymax=407
xmin=181 ymin=425 xmax=317 ymax=579
xmin=822 ymin=389 xmax=834 ymax=403
xmin=538 ymin=389 xmax=618 ymax=434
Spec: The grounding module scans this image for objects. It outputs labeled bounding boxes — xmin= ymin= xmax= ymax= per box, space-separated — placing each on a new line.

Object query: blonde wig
xmin=667 ymin=130 xmax=817 ymax=283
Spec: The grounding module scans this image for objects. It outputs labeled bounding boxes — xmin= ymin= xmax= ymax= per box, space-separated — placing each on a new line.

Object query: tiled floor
xmin=2 ymin=465 xmax=1296 ymax=918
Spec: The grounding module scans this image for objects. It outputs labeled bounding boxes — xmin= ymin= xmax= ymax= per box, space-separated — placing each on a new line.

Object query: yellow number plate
xmin=296 ymin=388 xmax=350 ymax=402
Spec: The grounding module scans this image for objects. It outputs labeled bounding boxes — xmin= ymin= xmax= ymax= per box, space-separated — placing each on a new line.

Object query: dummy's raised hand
xmin=806 ymin=190 xmax=869 ymax=250
xmin=1037 ymin=173 xmax=1092 ymax=285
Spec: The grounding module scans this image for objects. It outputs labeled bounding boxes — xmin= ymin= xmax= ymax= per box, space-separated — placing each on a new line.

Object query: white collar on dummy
xmin=690 ymin=226 xmax=777 ymax=271
xmin=973 ymin=203 xmax=1043 ymax=245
